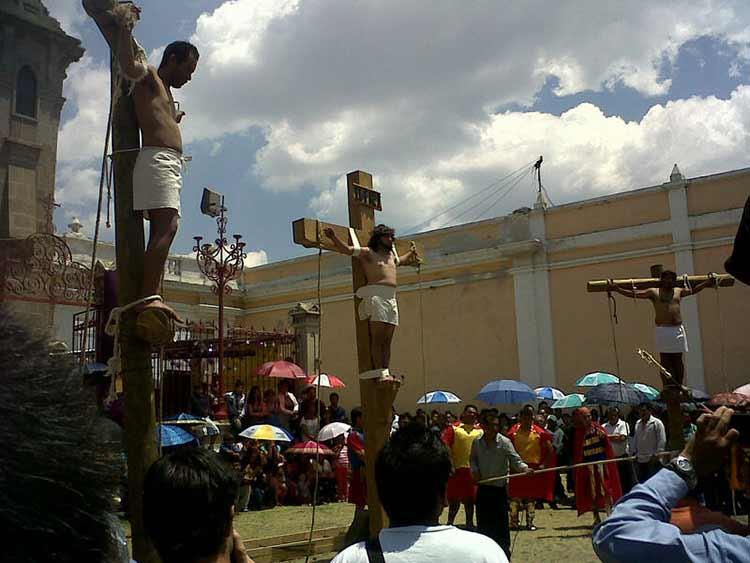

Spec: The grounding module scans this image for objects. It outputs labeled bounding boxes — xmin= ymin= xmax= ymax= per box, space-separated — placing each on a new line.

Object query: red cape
xmin=572 ymin=422 xmax=622 ymax=515
xmin=506 ymin=423 xmax=556 ymax=501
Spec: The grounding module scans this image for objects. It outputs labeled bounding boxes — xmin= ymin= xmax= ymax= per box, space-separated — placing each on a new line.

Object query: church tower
xmin=0 ymin=0 xmax=83 ymax=238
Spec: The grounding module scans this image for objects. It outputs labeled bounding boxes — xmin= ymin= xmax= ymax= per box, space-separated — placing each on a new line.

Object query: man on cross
xmin=85 ymin=2 xmax=198 ymax=322
xmin=324 ymin=224 xmax=420 ymax=382
xmin=609 ymin=269 xmax=717 ymax=387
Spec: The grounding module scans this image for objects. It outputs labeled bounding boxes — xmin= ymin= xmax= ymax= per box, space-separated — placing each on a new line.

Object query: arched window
xmin=16 ymin=66 xmax=38 ymax=119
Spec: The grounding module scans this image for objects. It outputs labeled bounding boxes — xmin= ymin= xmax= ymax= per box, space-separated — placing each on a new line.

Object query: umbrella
xmin=584 ymin=383 xmax=650 ymax=406
xmin=534 ymin=387 xmax=565 ymax=401
xmin=476 ymin=380 xmax=536 ymax=405
xmin=158 ymin=424 xmax=198 ymax=447
xmin=733 ymin=384 xmax=750 ymax=397
xmin=417 ymin=390 xmax=462 ymax=404
xmin=306 ymin=373 xmax=346 ymax=388
xmin=318 ymin=422 xmax=351 ymax=442
xmin=239 ymin=424 xmax=293 ymax=442
xmin=550 ymin=393 xmax=586 ymax=409
xmin=632 ymin=383 xmax=660 ymax=400
xmin=707 ymin=393 xmax=750 ymax=411
xmin=286 ymin=440 xmax=335 ymax=456
xmin=688 ymin=388 xmax=711 ymax=402
xmin=576 ymin=372 xmax=620 ymax=387
xmin=163 ymin=413 xmax=220 ymax=437
xmin=257 ymin=360 xmax=306 ymax=379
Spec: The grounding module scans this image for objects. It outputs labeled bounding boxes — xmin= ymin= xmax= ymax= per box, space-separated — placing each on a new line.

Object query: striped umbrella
xmin=417 ymin=390 xmax=462 ymax=404
xmin=550 ymin=393 xmax=586 ymax=409
xmin=534 ymin=387 xmax=566 ymax=401
xmin=286 ymin=440 xmax=335 ymax=456
xmin=239 ymin=424 xmax=293 ymax=442
xmin=158 ymin=424 xmax=198 ymax=447
xmin=632 ymin=383 xmax=660 ymax=400
xmin=576 ymin=372 xmax=620 ymax=387
xmin=257 ymin=360 xmax=306 ymax=379
xmin=306 ymin=373 xmax=346 ymax=388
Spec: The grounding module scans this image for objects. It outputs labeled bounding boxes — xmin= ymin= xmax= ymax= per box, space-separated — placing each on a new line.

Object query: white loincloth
xmin=356 ymin=284 xmax=399 ymax=326
xmin=654 ymin=324 xmax=689 ymax=353
xmin=133 ymin=147 xmax=184 ymax=219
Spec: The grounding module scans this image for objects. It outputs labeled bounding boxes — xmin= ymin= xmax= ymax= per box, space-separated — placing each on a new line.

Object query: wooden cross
xmin=587 ymin=265 xmax=734 ymax=451
xmin=293 ymin=170 xmax=403 ymax=536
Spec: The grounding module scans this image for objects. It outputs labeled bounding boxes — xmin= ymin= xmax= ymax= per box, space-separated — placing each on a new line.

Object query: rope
xmin=712 ymin=275 xmax=729 ymax=392
xmin=414 ymin=242 xmax=428 ymax=406
xmin=606 ymin=291 xmax=624 ymax=402
xmin=304 ymin=221 xmax=325 ymax=563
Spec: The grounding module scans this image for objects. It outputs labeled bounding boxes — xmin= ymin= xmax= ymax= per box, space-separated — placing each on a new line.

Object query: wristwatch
xmin=665 ymin=455 xmax=698 ymax=490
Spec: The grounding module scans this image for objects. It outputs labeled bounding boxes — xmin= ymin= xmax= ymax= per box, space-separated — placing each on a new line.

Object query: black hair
xmin=639 ymin=402 xmax=652 ymax=411
xmin=351 ymin=407 xmax=363 ymax=426
xmin=330 ymin=392 xmax=339 ymax=400
xmin=520 ymin=404 xmax=535 ymax=417
xmin=143 ymin=448 xmax=239 ymax=563
xmin=661 ymin=269 xmax=677 ymax=280
xmin=367 ymin=224 xmax=396 ymax=251
xmin=463 ymin=404 xmax=478 ymax=414
xmin=160 ymin=41 xmax=200 ymax=67
xmin=375 ymin=423 xmax=452 ymax=525
xmin=0 ymin=309 xmax=123 ymax=563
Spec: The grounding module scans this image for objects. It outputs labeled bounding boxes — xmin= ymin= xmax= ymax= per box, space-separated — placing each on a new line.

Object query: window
xmin=16 ymin=66 xmax=37 ymax=119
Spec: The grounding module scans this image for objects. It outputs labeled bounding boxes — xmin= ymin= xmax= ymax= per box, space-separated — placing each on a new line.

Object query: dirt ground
xmin=231 ymin=501 xmax=601 ymax=562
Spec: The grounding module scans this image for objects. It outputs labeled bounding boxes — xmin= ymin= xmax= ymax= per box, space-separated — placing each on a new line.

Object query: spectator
xmin=329 ymin=392 xmax=347 ymax=422
xmin=443 ymin=404 xmax=483 ymax=528
xmin=143 ymin=448 xmax=253 ymax=563
xmin=300 ymin=399 xmax=321 ymax=441
xmin=276 ymin=380 xmax=299 ymax=430
xmin=603 ymin=407 xmax=636 ymax=494
xmin=471 ymin=413 xmax=530 ymax=557
xmin=593 ymin=406 xmax=750 ymax=561
xmin=633 ymin=402 xmax=667 ymax=482
xmin=430 ymin=410 xmax=444 ymax=436
xmin=242 ymin=385 xmax=268 ymax=427
xmin=444 ymin=411 xmax=456 ymax=427
xmin=300 ymin=385 xmax=326 ymax=422
xmin=263 ymin=389 xmax=278 ymax=424
xmin=219 ymin=433 xmax=242 ymax=463
xmin=1 ymin=311 xmax=129 ymax=563
xmin=333 ymin=435 xmax=350 ymax=501
xmin=546 ymin=415 xmax=567 ymax=508
xmin=348 ymin=408 xmax=367 ymax=511
xmin=332 ymin=423 xmax=508 ymax=562
xmin=190 ymin=383 xmax=211 ymax=418
xmin=297 ymin=472 xmax=312 ymax=504
xmin=683 ymin=412 xmax=698 ymax=443
xmin=226 ymin=380 xmax=246 ymax=435
xmin=398 ymin=411 xmax=412 ymax=430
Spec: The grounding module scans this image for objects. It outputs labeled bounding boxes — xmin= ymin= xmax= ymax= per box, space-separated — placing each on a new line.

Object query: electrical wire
xmin=462 ymin=166 xmax=533 ymax=224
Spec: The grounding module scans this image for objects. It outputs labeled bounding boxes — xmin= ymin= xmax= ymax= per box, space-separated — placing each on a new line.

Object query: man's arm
xmin=397 ymin=245 xmax=421 ymax=267
xmin=323 ymin=227 xmax=369 ymax=258
xmin=681 ymin=274 xmax=719 ymax=297
xmin=655 ymin=420 xmax=667 ymax=455
xmin=502 ymin=437 xmax=530 ymax=474
xmin=470 ymin=441 xmax=481 ymax=482
xmin=87 ymin=3 xmax=148 ymax=82
xmin=609 ymin=282 xmax=653 ymax=300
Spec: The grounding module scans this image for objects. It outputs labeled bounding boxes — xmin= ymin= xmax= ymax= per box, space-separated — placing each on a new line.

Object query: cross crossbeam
xmin=587 ymin=273 xmax=734 ymax=292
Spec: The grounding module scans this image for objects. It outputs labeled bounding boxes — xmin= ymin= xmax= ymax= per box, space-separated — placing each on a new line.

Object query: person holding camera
xmin=593 ymin=406 xmax=750 ymax=561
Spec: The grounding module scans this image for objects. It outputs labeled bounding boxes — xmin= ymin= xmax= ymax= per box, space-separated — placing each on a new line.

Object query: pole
xmin=112 ymin=84 xmax=160 ymax=561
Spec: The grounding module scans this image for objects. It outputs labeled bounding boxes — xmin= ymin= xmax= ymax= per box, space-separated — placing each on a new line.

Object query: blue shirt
xmin=593 ymin=468 xmax=750 ymax=562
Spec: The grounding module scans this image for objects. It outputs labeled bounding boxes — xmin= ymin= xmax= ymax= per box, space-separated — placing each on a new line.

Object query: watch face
xmin=675 ymin=458 xmax=693 ymax=472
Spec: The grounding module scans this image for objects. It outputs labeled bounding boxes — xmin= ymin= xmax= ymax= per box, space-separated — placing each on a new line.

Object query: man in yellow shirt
xmin=442 ymin=405 xmax=483 ymax=528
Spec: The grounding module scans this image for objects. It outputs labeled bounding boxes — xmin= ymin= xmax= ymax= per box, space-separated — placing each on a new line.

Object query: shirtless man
xmin=324 ymin=224 xmax=420 ymax=381
xmin=610 ymin=270 xmax=716 ymax=386
xmin=85 ymin=2 xmax=198 ymax=321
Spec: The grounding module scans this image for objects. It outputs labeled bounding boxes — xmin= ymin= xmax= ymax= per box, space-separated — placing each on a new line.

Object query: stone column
xmin=289 ymin=302 xmax=320 ymax=377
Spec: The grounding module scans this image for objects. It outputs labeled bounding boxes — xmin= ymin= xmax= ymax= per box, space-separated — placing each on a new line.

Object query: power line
xmin=463 ymin=166 xmax=533 ymax=224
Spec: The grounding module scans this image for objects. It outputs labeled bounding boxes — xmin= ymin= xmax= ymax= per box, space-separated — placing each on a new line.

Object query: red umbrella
xmin=306 ymin=373 xmax=346 ymax=388
xmin=286 ymin=440 xmax=334 ymax=456
xmin=257 ymin=360 xmax=306 ymax=379
xmin=707 ymin=392 xmax=750 ymax=411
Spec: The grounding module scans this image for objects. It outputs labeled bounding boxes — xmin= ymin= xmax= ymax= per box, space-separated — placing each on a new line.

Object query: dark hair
xmin=520 ymin=404 xmax=535 ymax=417
xmin=351 ymin=407 xmax=363 ymax=425
xmin=661 ymin=269 xmax=677 ymax=280
xmin=160 ymin=41 xmax=200 ymax=67
xmin=463 ymin=404 xmax=478 ymax=414
xmin=0 ymin=309 xmax=123 ymax=563
xmin=368 ymin=224 xmax=396 ymax=250
xmin=330 ymin=392 xmax=339 ymax=400
xmin=375 ymin=423 xmax=452 ymax=525
xmin=143 ymin=448 xmax=239 ymax=563
xmin=639 ymin=402 xmax=652 ymax=411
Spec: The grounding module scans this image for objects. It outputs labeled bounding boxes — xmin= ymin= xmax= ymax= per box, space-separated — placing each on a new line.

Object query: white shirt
xmin=633 ymin=415 xmax=666 ymax=462
xmin=331 ymin=525 xmax=508 ymax=563
xmin=603 ymin=419 xmax=629 ymax=457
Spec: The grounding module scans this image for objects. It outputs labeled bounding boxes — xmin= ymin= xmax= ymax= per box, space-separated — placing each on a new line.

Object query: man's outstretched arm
xmin=85 ymin=2 xmax=148 ymax=81
xmin=681 ymin=274 xmax=719 ymax=297
xmin=323 ymin=227 xmax=369 ymax=257
xmin=608 ymin=282 xmax=653 ymax=299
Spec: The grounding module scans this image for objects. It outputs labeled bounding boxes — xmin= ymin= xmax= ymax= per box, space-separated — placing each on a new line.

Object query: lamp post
xmin=193 ymin=197 xmax=246 ymax=418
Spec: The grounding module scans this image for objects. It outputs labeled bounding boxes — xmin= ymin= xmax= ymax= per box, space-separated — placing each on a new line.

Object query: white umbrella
xmin=318 ymin=422 xmax=351 ymax=442
xmin=417 ymin=390 xmax=462 ymax=404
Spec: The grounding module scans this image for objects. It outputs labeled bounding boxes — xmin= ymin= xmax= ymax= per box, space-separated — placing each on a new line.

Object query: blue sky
xmin=49 ymin=1 xmax=750 ymax=264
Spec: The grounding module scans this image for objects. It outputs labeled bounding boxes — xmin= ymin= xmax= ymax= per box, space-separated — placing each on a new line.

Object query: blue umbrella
xmin=535 ymin=386 xmax=565 ymax=401
xmin=632 ymin=383 xmax=659 ymax=400
xmin=417 ymin=390 xmax=462 ymax=404
xmin=550 ymin=393 xmax=586 ymax=409
xmin=584 ymin=383 xmax=650 ymax=406
xmin=576 ymin=372 xmax=620 ymax=387
xmin=476 ymin=380 xmax=536 ymax=405
xmin=158 ymin=424 xmax=198 ymax=447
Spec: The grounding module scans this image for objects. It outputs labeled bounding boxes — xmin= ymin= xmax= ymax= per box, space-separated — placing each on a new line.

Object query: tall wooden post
xmin=347 ymin=171 xmax=399 ymax=536
xmin=112 ymin=85 xmax=160 ymax=563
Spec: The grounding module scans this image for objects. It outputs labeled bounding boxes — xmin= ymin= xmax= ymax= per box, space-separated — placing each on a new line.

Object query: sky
xmin=47 ymin=1 xmax=750 ymax=265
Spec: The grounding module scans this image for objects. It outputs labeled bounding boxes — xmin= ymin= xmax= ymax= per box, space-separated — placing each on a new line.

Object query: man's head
xmin=461 ymin=404 xmax=479 ymax=425
xmin=482 ymin=413 xmax=501 ymax=440
xmin=368 ymin=224 xmax=396 ymax=252
xmin=330 ymin=392 xmax=339 ymax=406
xmin=351 ymin=407 xmax=364 ymax=428
xmin=278 ymin=380 xmax=289 ymax=393
xmin=376 ymin=423 xmax=452 ymax=526
xmin=607 ymin=407 xmax=621 ymax=424
xmin=519 ymin=404 xmax=535 ymax=429
xmin=398 ymin=412 xmax=412 ymax=429
xmin=234 ymin=380 xmax=244 ymax=394
xmin=538 ymin=401 xmax=550 ymax=415
xmin=546 ymin=415 xmax=558 ymax=431
xmin=639 ymin=402 xmax=652 ymax=422
xmin=660 ymin=269 xmax=678 ymax=286
xmin=143 ymin=448 xmax=239 ymax=563
xmin=574 ymin=407 xmax=593 ymax=429
xmin=159 ymin=41 xmax=199 ymax=88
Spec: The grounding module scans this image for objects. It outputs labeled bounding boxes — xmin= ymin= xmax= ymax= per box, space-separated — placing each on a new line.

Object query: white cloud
xmin=244 ymin=250 xmax=268 ymax=269
xmin=45 ymin=0 xmax=86 ymax=35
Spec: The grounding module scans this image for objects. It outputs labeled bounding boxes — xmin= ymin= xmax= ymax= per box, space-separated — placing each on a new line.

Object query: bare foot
xmin=136 ymin=300 xmax=184 ymax=324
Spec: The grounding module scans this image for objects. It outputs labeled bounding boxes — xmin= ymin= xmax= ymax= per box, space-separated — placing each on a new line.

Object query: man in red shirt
xmin=442 ymin=404 xmax=483 ymax=528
